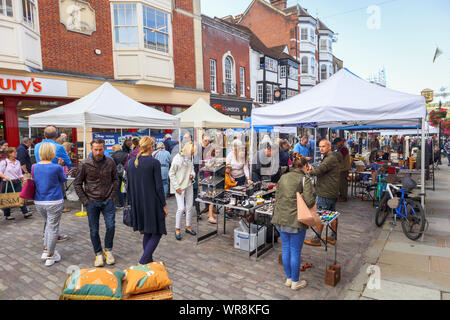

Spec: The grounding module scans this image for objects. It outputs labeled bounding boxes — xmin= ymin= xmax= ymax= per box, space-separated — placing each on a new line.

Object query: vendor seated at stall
xmin=376 ymin=149 xmax=389 ymax=162
xmin=251 ymin=142 xmax=281 ymax=183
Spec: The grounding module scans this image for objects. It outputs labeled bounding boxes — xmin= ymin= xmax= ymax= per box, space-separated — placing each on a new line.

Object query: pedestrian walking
xmin=169 ymin=141 xmax=197 ymax=240
xmin=0 ymin=140 xmax=8 ymax=160
xmin=444 ymin=139 xmax=450 ymax=166
xmin=304 ymin=139 xmax=340 ymax=246
xmin=34 ymin=143 xmax=67 ymax=266
xmin=111 ymin=144 xmax=128 ymax=208
xmin=74 ymin=139 xmax=119 ymax=267
xmin=272 ymin=153 xmax=313 ymax=290
xmin=152 ymin=142 xmax=171 ymax=199
xmin=16 ymin=137 xmax=32 ymax=174
xmin=0 ymin=147 xmax=32 ymax=220
xmin=333 ymin=138 xmax=351 ymax=202
xmin=126 ymin=136 xmax=168 ymax=264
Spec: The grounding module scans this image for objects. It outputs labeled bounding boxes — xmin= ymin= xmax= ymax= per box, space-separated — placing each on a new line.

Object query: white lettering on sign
xmin=0 ymin=74 xmax=68 ymax=97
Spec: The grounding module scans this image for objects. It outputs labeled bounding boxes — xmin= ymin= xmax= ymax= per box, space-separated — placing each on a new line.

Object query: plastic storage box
xmin=234 ymin=225 xmax=266 ymax=251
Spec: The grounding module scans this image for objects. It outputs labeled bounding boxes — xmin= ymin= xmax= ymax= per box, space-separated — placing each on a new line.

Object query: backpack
xmin=117 ymin=163 xmax=125 ymax=177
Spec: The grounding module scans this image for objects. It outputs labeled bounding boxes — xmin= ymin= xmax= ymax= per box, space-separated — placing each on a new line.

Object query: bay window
xmin=310 ymin=57 xmax=315 ymax=76
xmin=321 ymin=64 xmax=327 ymax=80
xmin=143 ymin=5 xmax=169 ymax=53
xmin=113 ymin=4 xmax=139 ymax=47
xmin=301 ymin=28 xmax=308 ymax=41
xmin=22 ymin=0 xmax=36 ymax=29
xmin=0 ymin=0 xmax=13 ymax=17
xmin=266 ymin=84 xmax=273 ymax=104
xmin=301 ymin=56 xmax=308 ymax=74
xmin=257 ymin=83 xmax=264 ymax=103
xmin=289 ymin=66 xmax=298 ymax=80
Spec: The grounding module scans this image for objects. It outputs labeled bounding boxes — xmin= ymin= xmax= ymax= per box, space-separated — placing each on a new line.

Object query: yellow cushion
xmin=123 ymin=262 xmax=173 ymax=296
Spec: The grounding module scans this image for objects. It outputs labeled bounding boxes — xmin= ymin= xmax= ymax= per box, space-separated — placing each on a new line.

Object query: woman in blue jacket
xmin=152 ymin=142 xmax=172 ymax=199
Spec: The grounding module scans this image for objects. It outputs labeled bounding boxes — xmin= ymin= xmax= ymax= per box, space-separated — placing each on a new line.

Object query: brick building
xmin=232 ymin=0 xmax=343 ymax=93
xmin=202 ymin=15 xmax=253 ymax=119
xmin=0 ymin=0 xmax=207 ymax=148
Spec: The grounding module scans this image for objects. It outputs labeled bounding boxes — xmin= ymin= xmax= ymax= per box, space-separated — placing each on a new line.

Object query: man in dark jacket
xmin=164 ymin=134 xmax=178 ymax=154
xmin=74 ymin=139 xmax=119 ymax=267
xmin=304 ymin=139 xmax=340 ymax=246
xmin=17 ymin=137 xmax=32 ymax=174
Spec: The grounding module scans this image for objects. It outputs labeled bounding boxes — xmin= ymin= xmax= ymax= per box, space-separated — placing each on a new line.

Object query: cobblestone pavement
xmin=0 ymin=191 xmax=381 ymax=300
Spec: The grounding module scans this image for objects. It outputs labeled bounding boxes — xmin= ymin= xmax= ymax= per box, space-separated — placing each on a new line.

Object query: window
xmin=289 ymin=66 xmax=298 ymax=80
xmin=143 ymin=5 xmax=169 ymax=53
xmin=265 ymin=57 xmax=277 ymax=73
xmin=224 ymin=56 xmax=233 ymax=94
xmin=210 ymin=59 xmax=217 ymax=93
xmin=320 ymin=39 xmax=327 ymax=51
xmin=301 ymin=56 xmax=308 ymax=74
xmin=300 ymin=28 xmax=308 ymax=41
xmin=113 ymin=4 xmax=139 ymax=47
xmin=239 ymin=67 xmax=245 ymax=96
xmin=257 ymin=83 xmax=264 ymax=103
xmin=328 ymin=66 xmax=332 ymax=79
xmin=280 ymin=65 xmax=286 ymax=78
xmin=281 ymin=89 xmax=287 ymax=100
xmin=309 ymin=28 xmax=315 ymax=42
xmin=321 ymin=64 xmax=327 ymax=80
xmin=310 ymin=57 xmax=315 ymax=76
xmin=266 ymin=84 xmax=273 ymax=104
xmin=328 ymin=40 xmax=332 ymax=52
xmin=22 ymin=0 xmax=36 ymax=29
xmin=0 ymin=0 xmax=13 ymax=17
xmin=287 ymin=90 xmax=297 ymax=98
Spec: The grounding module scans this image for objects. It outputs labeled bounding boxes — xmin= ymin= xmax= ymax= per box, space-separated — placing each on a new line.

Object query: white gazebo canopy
xmin=176 ymin=98 xmax=250 ymax=128
xmin=29 ymin=82 xmax=180 ymax=129
xmin=251 ymin=68 xmax=426 ymax=128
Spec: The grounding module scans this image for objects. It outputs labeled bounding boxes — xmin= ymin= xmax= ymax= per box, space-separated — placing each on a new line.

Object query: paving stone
xmin=362 ymin=280 xmax=441 ymax=300
xmin=384 ymin=241 xmax=450 ymax=259
xmin=378 ymin=250 xmax=430 ymax=272
xmin=429 ymin=256 xmax=450 ymax=274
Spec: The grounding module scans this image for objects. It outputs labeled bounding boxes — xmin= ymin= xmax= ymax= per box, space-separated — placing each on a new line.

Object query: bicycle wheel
xmin=375 ymin=192 xmax=391 ymax=227
xmin=401 ymin=199 xmax=426 ymax=241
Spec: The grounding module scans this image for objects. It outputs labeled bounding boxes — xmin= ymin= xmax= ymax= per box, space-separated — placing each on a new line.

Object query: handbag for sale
xmin=20 ymin=165 xmax=36 ymax=200
xmin=297 ymin=177 xmax=322 ymax=227
xmin=123 ymin=205 xmax=133 ymax=227
xmin=0 ymin=181 xmax=25 ymax=209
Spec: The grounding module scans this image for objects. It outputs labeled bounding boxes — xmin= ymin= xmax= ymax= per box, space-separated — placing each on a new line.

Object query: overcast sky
xmin=201 ymin=0 xmax=450 ymax=99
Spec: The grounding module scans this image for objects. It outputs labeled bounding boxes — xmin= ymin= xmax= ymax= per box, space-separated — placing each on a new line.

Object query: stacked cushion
xmin=122 ymin=262 xmax=173 ymax=297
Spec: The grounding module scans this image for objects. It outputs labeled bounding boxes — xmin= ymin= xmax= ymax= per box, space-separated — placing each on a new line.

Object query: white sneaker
xmin=41 ymin=251 xmax=48 ymax=261
xmin=291 ymin=280 xmax=307 ymax=290
xmin=95 ymin=253 xmax=104 ymax=267
xmin=104 ymin=250 xmax=115 ymax=265
xmin=285 ymin=278 xmax=292 ymax=287
xmin=45 ymin=251 xmax=61 ymax=267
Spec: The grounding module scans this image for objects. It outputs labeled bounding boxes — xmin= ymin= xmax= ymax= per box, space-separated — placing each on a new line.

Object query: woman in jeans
xmin=169 ymin=141 xmax=196 ymax=240
xmin=33 ymin=143 xmax=67 ymax=266
xmin=0 ymin=147 xmax=31 ymax=220
xmin=271 ymin=153 xmax=314 ymax=290
xmin=126 ymin=137 xmax=168 ymax=264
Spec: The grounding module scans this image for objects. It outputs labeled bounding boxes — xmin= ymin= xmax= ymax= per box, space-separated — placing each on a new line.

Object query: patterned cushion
xmin=123 ymin=262 xmax=173 ymax=296
xmin=60 ymin=268 xmax=125 ymax=300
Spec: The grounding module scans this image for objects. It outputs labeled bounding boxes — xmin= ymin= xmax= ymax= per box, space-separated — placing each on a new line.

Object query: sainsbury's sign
xmin=0 ymin=74 xmax=68 ymax=97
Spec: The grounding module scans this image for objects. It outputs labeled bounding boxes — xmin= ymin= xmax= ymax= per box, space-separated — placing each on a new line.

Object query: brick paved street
xmin=0 ymin=193 xmax=381 ymax=300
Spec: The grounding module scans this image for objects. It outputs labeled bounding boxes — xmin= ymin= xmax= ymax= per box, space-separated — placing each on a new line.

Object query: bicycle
xmin=375 ymin=182 xmax=426 ymax=241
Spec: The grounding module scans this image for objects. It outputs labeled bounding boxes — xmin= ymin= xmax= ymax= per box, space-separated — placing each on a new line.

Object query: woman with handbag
xmin=271 ymin=153 xmax=314 ymax=290
xmin=0 ymin=147 xmax=32 ymax=220
xmin=33 ymin=143 xmax=67 ymax=266
xmin=126 ymin=136 xmax=168 ymax=265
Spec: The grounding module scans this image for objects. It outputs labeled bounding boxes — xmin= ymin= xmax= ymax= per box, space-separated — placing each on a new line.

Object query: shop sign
xmin=93 ymin=132 xmax=165 ymax=152
xmin=210 ymin=98 xmax=252 ymax=116
xmin=421 ymin=89 xmax=433 ymax=103
xmin=0 ymin=74 xmax=68 ymax=97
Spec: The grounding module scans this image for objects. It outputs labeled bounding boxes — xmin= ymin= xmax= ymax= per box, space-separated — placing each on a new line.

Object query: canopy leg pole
xmin=250 ymin=123 xmax=254 ymax=177
xmin=421 ymin=117 xmax=425 ymax=210
xmin=314 ymin=127 xmax=317 ymax=163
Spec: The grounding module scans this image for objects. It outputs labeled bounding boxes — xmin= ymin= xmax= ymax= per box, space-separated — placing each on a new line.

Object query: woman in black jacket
xmin=126 ymin=136 xmax=168 ymax=265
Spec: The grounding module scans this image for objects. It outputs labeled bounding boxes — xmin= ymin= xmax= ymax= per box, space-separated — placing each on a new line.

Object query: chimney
xmin=270 ymin=0 xmax=287 ymax=10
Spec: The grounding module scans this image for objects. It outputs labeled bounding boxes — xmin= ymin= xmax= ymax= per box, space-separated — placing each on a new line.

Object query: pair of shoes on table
xmin=304 ymin=237 xmax=321 ymax=247
xmin=45 ymin=250 xmax=61 ymax=267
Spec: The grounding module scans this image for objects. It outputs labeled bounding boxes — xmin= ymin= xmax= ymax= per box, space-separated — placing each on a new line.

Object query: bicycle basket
xmin=401 ymin=176 xmax=417 ymax=192
xmin=387 ymin=197 xmax=400 ymax=209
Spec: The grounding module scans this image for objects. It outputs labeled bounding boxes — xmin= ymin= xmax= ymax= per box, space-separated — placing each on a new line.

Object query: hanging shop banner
xmin=0 ymin=74 xmax=68 ymax=97
xmin=93 ymin=132 xmax=165 ymax=152
xmin=210 ymin=98 xmax=252 ymax=116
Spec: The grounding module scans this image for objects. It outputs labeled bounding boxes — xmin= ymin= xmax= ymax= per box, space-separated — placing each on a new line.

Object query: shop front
xmin=0 ymin=70 xmax=209 ymax=148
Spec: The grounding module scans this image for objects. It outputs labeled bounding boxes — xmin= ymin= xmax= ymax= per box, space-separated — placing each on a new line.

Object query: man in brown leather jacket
xmin=74 ymin=139 xmax=119 ymax=267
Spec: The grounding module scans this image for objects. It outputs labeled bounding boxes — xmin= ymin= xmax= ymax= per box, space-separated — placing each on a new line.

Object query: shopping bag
xmin=297 ymin=177 xmax=321 ymax=227
xmin=0 ymin=181 xmax=25 ymax=209
xmin=20 ymin=165 xmax=36 ymax=200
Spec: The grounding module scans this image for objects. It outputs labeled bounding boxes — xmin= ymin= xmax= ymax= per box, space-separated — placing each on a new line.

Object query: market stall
xmin=29 ymin=82 xmax=180 ymax=213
